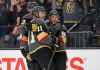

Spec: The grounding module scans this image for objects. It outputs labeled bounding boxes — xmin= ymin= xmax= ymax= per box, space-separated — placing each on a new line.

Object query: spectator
xmin=0 ymin=0 xmax=15 ymax=38
xmin=10 ymin=0 xmax=28 ymax=25
xmin=44 ymin=0 xmax=52 ymax=13
xmin=0 ymin=0 xmax=16 ymax=48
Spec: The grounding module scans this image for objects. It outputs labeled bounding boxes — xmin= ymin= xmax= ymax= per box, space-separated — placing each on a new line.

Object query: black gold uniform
xmin=26 ymin=18 xmax=53 ymax=70
xmin=47 ymin=9 xmax=67 ymax=70
xmin=47 ymin=22 xmax=67 ymax=70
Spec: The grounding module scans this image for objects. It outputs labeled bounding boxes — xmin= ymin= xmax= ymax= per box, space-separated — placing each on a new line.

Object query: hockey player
xmin=47 ymin=9 xmax=67 ymax=70
xmin=23 ymin=6 xmax=53 ymax=70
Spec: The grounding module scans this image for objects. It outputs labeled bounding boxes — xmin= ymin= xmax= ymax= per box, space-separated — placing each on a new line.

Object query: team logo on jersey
xmin=32 ymin=24 xmax=38 ymax=32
